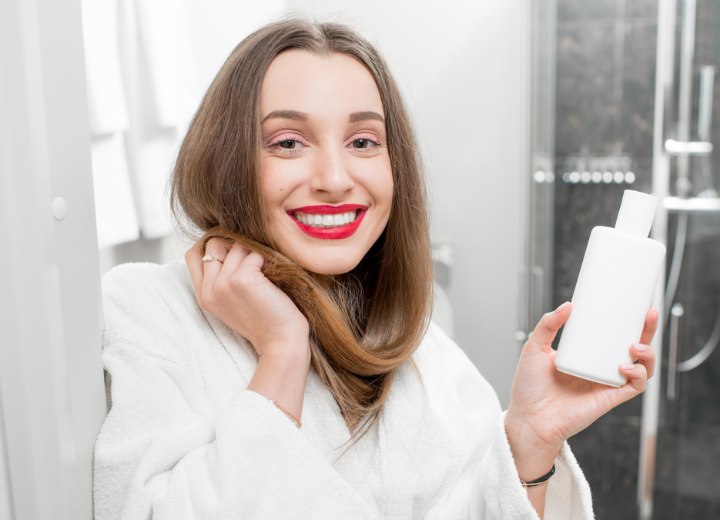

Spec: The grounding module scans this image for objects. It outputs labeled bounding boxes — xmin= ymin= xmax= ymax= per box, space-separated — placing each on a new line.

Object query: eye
xmin=350 ymin=137 xmax=381 ymax=151
xmin=276 ymin=139 xmax=301 ymax=150
xmin=265 ymin=136 xmax=306 ymax=154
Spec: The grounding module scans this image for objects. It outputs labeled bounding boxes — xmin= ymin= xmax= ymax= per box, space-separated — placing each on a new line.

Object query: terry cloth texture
xmin=94 ymin=261 xmax=595 ymax=519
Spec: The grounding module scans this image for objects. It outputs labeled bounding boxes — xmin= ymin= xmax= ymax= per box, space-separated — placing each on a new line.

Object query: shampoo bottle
xmin=555 ymin=190 xmax=666 ymax=387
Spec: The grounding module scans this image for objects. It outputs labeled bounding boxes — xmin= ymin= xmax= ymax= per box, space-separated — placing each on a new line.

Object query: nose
xmin=310 ymin=147 xmax=354 ymax=198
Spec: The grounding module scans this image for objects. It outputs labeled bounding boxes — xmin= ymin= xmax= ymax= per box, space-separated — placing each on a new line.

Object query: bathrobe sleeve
xmin=420 ymin=323 xmax=595 ymax=520
xmin=93 ymin=263 xmax=378 ymax=520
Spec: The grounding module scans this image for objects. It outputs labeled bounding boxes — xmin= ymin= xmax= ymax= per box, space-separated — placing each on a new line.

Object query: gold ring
xmin=202 ymin=254 xmax=223 ymax=264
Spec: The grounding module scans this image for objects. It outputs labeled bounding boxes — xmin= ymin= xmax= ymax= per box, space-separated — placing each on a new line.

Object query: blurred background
xmin=531 ymin=1 xmax=720 ymax=519
xmin=0 ymin=0 xmax=718 ymax=518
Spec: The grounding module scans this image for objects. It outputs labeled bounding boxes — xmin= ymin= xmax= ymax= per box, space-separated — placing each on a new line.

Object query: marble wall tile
xmin=569 ymin=415 xmax=641 ymax=519
xmin=555 ymin=20 xmax=618 ymax=159
xmin=653 ymin=424 xmax=720 ymax=518
xmin=653 ymin=494 xmax=720 ymax=520
xmin=620 ymin=20 xmax=657 ymax=161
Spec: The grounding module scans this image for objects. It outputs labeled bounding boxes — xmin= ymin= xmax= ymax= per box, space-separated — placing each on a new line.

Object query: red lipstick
xmin=287 ymin=204 xmax=367 ymax=240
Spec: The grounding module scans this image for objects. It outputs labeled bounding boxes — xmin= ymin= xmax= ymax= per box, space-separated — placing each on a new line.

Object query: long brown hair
xmin=171 ymin=19 xmax=432 ymax=437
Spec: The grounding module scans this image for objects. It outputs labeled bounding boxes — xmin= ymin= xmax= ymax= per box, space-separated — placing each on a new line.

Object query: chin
xmin=299 ymin=256 xmax=362 ymax=275
xmin=271 ymin=228 xmax=381 ymax=276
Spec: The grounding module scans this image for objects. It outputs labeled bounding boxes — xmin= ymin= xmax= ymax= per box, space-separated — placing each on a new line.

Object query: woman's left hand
xmin=505 ymin=302 xmax=658 ymax=469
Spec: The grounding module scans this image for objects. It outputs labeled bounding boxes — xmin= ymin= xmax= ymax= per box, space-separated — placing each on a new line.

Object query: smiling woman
xmin=93 ymin=17 xmax=656 ymax=520
xmin=259 ymin=50 xmax=393 ymax=274
xmin=166 ymin=21 xmax=432 ymax=442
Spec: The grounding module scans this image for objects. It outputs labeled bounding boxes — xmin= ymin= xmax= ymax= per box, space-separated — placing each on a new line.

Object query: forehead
xmin=260 ymin=49 xmax=384 ymax=116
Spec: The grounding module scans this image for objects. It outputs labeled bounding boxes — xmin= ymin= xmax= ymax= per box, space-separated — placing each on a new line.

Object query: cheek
xmin=373 ymin=161 xmax=394 ymax=208
xmin=384 ymin=173 xmax=394 ymax=203
xmin=355 ymin=157 xmax=393 ymax=196
xmin=259 ymin=160 xmax=300 ymax=207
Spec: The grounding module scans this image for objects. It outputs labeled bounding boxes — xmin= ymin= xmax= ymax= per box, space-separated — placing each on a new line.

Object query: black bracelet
xmin=520 ymin=464 xmax=556 ymax=488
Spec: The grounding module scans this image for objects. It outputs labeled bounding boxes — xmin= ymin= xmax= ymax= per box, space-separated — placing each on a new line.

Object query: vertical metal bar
xmin=676 ymin=0 xmax=697 ymax=197
xmin=697 ymin=65 xmax=716 ymax=193
xmin=527 ymin=0 xmax=556 ymax=335
xmin=697 ymin=66 xmax=715 ymax=141
xmin=613 ymin=0 xmax=626 ymax=151
xmin=640 ymin=0 xmax=678 ymax=517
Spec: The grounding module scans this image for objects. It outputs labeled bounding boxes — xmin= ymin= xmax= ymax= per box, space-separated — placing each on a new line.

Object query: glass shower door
xmin=641 ymin=0 xmax=720 ymax=518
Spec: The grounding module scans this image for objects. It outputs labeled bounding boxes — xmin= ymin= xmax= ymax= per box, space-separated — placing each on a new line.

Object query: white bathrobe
xmin=94 ymin=261 xmax=595 ymax=519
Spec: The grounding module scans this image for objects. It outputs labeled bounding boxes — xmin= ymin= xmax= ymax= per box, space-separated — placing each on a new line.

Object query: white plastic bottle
xmin=555 ymin=190 xmax=666 ymax=387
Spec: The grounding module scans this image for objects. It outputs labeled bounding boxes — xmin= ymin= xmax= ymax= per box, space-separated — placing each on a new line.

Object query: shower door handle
xmin=666 ymin=302 xmax=684 ymax=401
xmin=664 ymin=139 xmax=713 ymax=155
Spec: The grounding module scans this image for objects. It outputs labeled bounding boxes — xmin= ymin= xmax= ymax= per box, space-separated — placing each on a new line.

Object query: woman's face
xmin=259 ymin=49 xmax=393 ymax=275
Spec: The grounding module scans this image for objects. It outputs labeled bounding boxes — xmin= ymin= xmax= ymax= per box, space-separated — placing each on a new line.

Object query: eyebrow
xmin=261 ymin=110 xmax=307 ymax=123
xmin=260 ymin=110 xmax=385 ymax=124
xmin=349 ymin=111 xmax=385 ymax=123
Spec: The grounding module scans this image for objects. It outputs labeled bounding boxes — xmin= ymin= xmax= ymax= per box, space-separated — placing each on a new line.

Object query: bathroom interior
xmin=530 ymin=0 xmax=720 ymax=518
xmin=0 ymin=0 xmax=718 ymax=518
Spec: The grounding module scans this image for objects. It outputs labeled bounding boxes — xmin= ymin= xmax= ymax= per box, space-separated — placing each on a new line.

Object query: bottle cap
xmin=614 ymin=190 xmax=658 ymax=237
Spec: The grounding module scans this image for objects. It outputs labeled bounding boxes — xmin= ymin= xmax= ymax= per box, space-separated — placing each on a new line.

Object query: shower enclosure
xmin=527 ymin=0 xmax=720 ymax=518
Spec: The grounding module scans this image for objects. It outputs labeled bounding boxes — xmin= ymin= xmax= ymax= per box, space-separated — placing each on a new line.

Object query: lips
xmin=287 ymin=204 xmax=368 ymax=239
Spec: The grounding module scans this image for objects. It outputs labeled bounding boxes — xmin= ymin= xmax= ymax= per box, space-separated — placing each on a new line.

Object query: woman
xmin=94 ymin=19 xmax=657 ymax=519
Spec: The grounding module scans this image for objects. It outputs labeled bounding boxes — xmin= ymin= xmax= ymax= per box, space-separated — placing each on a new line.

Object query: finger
xmin=185 ymin=240 xmax=206 ymax=301
xmin=639 ymin=308 xmax=659 ymax=346
xmin=203 ymin=237 xmax=231 ymax=261
xmin=235 ymin=251 xmax=266 ymax=282
xmin=631 ymin=342 xmax=656 ymax=379
xmin=226 ymin=251 xmax=269 ymax=300
xmin=215 ymin=243 xmax=251 ymax=293
xmin=203 ymin=238 xmax=230 ymax=274
xmin=619 ymin=362 xmax=649 ymax=394
xmin=528 ymin=302 xmax=572 ymax=349
xmin=201 ymin=238 xmax=231 ymax=289
xmin=219 ymin=242 xmax=251 ymax=274
xmin=596 ymin=362 xmax=649 ymax=412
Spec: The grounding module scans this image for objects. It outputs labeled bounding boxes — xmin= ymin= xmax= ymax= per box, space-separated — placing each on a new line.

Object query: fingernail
xmin=634 ymin=344 xmax=647 ymax=352
xmin=621 ymin=364 xmax=635 ymax=371
xmin=555 ymin=301 xmax=571 ymax=313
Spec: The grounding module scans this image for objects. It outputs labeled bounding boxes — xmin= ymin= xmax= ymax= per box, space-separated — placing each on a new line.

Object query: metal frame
xmin=639 ymin=0 xmax=678 ymax=518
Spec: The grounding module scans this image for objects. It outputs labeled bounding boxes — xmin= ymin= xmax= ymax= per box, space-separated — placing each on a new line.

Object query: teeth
xmin=294 ymin=211 xmax=358 ymax=228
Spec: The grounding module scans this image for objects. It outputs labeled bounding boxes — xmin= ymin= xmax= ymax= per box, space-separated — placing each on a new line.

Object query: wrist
xmin=504 ymin=413 xmax=562 ymax=482
xmin=257 ymin=337 xmax=311 ymax=368
xmin=249 ymin=344 xmax=310 ymax=427
xmin=261 ymin=350 xmax=308 ymax=368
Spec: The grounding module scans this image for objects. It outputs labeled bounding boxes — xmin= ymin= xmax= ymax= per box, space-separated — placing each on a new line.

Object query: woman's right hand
xmin=185 ymin=238 xmax=310 ymax=362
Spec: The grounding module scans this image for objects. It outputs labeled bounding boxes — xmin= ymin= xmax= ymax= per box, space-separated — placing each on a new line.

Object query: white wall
xmin=185 ymin=0 xmax=287 ymax=93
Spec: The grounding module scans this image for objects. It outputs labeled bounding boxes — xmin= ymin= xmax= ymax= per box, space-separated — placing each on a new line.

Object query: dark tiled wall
xmin=551 ymin=0 xmax=720 ymax=518
xmin=553 ymin=0 xmax=656 ymax=307
xmin=655 ymin=220 xmax=720 ymax=519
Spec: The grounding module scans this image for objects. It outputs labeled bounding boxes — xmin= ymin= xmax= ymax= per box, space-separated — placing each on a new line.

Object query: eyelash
xmin=262 ymin=134 xmax=307 ymax=153
xmin=350 ymin=136 xmax=382 ymax=151
xmin=263 ymin=134 xmax=382 ymax=154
